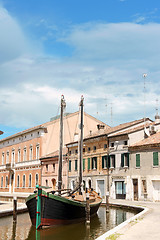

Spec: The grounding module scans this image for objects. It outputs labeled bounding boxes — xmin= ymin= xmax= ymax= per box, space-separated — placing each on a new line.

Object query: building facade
xmin=0 ymin=111 xmax=108 ymax=196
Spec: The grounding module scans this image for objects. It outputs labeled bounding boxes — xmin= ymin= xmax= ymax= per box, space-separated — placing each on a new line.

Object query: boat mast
xmin=78 ymin=96 xmax=84 ymax=191
xmin=58 ymin=95 xmax=66 ymax=194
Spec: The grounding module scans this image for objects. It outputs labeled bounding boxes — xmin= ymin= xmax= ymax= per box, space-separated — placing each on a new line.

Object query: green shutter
xmin=113 ymin=155 xmax=116 ymax=168
xmin=95 ymin=157 xmax=97 ymax=169
xmin=75 ymin=160 xmax=77 ymax=171
xmin=153 ymin=152 xmax=159 ymax=166
xmin=107 ymin=155 xmax=110 ymax=169
xmin=136 ymin=154 xmax=140 ymax=167
xmin=88 ymin=158 xmax=90 ymax=170
xmin=127 ymin=153 xmax=130 ymax=167
xmin=83 ymin=159 xmax=85 ymax=171
xmin=121 ymin=154 xmax=124 ymax=167
xmin=102 ymin=156 xmax=104 ymax=168
xmin=69 ymin=160 xmax=71 ymax=171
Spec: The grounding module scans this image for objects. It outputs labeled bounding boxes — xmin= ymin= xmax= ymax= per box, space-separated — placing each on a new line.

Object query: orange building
xmin=0 ymin=112 xmax=108 ymax=199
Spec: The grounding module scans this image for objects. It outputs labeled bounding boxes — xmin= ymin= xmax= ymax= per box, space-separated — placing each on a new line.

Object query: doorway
xmin=133 ymin=179 xmax=138 ymax=200
xmin=97 ymin=180 xmax=105 ymax=198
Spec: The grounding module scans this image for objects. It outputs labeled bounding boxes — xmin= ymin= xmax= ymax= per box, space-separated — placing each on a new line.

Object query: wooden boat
xmin=26 ymin=96 xmax=102 ymax=229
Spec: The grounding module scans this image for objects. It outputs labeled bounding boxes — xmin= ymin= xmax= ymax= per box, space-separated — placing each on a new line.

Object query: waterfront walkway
xmin=97 ymin=199 xmax=160 ymax=240
xmin=0 ymin=200 xmax=27 ymax=217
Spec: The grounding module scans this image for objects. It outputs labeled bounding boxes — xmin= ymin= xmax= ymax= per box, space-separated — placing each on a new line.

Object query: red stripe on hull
xmin=31 ymin=217 xmax=85 ymax=226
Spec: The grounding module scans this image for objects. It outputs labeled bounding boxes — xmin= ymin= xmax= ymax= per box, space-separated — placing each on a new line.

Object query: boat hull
xmin=26 ymin=192 xmax=101 ymax=226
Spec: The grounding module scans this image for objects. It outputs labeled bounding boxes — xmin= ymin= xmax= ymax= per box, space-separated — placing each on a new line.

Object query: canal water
xmin=0 ymin=206 xmax=139 ymax=240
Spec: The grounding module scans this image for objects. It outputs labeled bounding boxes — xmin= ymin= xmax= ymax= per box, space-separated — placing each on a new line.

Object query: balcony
xmin=15 ymin=159 xmax=41 ymax=168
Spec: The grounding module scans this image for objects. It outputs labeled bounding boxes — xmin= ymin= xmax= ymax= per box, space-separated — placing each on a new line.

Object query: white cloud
xmin=0 ymin=7 xmax=160 ymax=130
xmin=0 ymin=7 xmax=30 ymax=64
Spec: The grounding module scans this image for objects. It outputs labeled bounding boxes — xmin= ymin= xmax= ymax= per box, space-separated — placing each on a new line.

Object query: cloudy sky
xmin=0 ymin=0 xmax=160 ymax=138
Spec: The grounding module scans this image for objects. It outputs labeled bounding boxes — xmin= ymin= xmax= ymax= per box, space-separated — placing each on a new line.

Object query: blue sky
xmin=0 ymin=0 xmax=160 ymax=138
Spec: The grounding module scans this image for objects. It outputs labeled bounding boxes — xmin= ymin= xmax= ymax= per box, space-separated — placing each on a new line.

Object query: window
xmin=83 ymin=148 xmax=85 ymax=153
xmin=75 ymin=149 xmax=78 ymax=154
xmin=46 ymin=164 xmax=48 ymax=172
xmin=53 ymin=163 xmax=55 ymax=172
xmin=2 ymin=153 xmax=4 ymax=165
xmin=6 ymin=151 xmax=9 ymax=164
xmin=83 ymin=159 xmax=85 ymax=171
xmin=36 ymin=144 xmax=40 ymax=159
xmin=5 ymin=176 xmax=8 ymax=188
xmin=88 ymin=147 xmax=91 ymax=152
xmin=46 ymin=179 xmax=48 ymax=187
xmin=69 ymin=160 xmax=71 ymax=172
xmin=23 ymin=175 xmax=26 ymax=188
xmin=69 ymin=150 xmax=71 ymax=155
xmin=102 ymin=155 xmax=110 ymax=169
xmin=29 ymin=146 xmax=33 ymax=160
xmin=124 ymin=140 xmax=128 ymax=146
xmin=36 ymin=174 xmax=39 ymax=186
xmin=91 ymin=157 xmax=97 ymax=169
xmin=104 ymin=144 xmax=107 ymax=149
xmin=153 ymin=152 xmax=159 ymax=166
xmin=23 ymin=148 xmax=27 ymax=161
xmin=29 ymin=174 xmax=32 ymax=188
xmin=18 ymin=149 xmax=21 ymax=162
xmin=93 ymin=146 xmax=96 ymax=151
xmin=136 ymin=154 xmax=140 ymax=168
xmin=17 ymin=175 xmax=20 ymax=188
xmin=121 ymin=153 xmax=130 ymax=168
xmin=110 ymin=155 xmax=116 ymax=168
xmin=1 ymin=177 xmax=3 ymax=188
xmin=111 ymin=142 xmax=114 ymax=148
xmin=88 ymin=158 xmax=90 ymax=170
xmin=12 ymin=150 xmax=15 ymax=163
xmin=75 ymin=160 xmax=78 ymax=171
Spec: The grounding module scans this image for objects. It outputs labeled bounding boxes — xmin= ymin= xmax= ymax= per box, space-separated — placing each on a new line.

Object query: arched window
xmin=23 ymin=175 xmax=25 ymax=188
xmin=29 ymin=174 xmax=32 ymax=188
xmin=17 ymin=175 xmax=20 ymax=188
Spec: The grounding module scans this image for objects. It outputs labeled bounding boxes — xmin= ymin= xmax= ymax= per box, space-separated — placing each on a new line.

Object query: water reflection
xmin=0 ymin=207 xmax=138 ymax=240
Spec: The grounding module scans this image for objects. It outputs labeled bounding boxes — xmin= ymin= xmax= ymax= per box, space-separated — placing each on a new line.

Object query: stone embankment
xmin=96 ymin=199 xmax=160 ymax=240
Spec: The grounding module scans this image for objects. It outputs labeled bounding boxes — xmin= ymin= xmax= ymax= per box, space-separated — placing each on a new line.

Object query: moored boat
xmin=26 ymin=95 xmax=102 ymax=229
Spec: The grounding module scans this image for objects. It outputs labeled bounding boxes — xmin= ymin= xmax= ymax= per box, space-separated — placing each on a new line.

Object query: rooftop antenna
xmin=143 ymin=73 xmax=147 ymax=129
xmin=156 ymin=98 xmax=159 ymax=115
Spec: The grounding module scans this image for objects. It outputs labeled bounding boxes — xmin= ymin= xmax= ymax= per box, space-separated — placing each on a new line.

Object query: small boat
xmin=26 ymin=96 xmax=102 ymax=229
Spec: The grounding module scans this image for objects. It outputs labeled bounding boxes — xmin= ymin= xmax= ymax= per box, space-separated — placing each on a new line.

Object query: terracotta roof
xmin=109 ymin=122 xmax=152 ymax=137
xmin=0 ymin=125 xmax=47 ymax=142
xmin=129 ymin=131 xmax=160 ymax=148
xmin=40 ymin=148 xmax=67 ymax=160
xmin=84 ymin=118 xmax=152 ymax=140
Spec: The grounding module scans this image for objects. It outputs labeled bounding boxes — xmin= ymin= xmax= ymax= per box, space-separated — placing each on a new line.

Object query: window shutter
xmin=127 ymin=153 xmax=130 ymax=167
xmin=113 ymin=155 xmax=116 ymax=168
xmin=88 ymin=158 xmax=90 ymax=170
xmin=108 ymin=155 xmax=111 ymax=168
xmin=95 ymin=157 xmax=97 ymax=169
xmin=102 ymin=156 xmax=104 ymax=169
xmin=153 ymin=152 xmax=159 ymax=166
xmin=121 ymin=154 xmax=124 ymax=167
xmin=75 ymin=160 xmax=77 ymax=171
xmin=136 ymin=154 xmax=140 ymax=167
xmin=69 ymin=160 xmax=71 ymax=171
xmin=83 ymin=159 xmax=85 ymax=171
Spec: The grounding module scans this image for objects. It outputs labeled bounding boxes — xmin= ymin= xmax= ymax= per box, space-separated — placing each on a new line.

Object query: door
xmin=97 ymin=180 xmax=105 ymax=198
xmin=133 ymin=179 xmax=138 ymax=200
xmin=152 ymin=181 xmax=160 ymax=201
xmin=115 ymin=181 xmax=126 ymax=199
